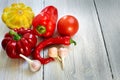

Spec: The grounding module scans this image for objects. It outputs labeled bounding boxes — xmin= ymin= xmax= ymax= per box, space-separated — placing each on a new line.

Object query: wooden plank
xmin=94 ymin=0 xmax=120 ymax=80
xmin=0 ymin=0 xmax=44 ymax=80
xmin=43 ymin=0 xmax=113 ymax=80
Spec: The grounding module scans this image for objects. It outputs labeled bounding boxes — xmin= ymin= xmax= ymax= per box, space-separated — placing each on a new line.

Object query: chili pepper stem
xmin=70 ymin=38 xmax=76 ymax=45
xmin=36 ymin=26 xmax=46 ymax=34
xmin=9 ymin=30 xmax=21 ymax=40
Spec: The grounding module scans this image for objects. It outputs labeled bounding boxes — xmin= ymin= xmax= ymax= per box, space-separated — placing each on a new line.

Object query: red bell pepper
xmin=33 ymin=36 xmax=76 ymax=64
xmin=1 ymin=28 xmax=37 ymax=58
xmin=32 ymin=6 xmax=58 ymax=38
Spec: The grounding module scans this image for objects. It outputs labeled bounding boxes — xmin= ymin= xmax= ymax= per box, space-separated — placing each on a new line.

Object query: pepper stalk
xmin=9 ymin=30 xmax=21 ymax=41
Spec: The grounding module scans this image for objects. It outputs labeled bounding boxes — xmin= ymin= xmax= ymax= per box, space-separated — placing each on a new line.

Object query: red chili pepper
xmin=32 ymin=6 xmax=58 ymax=37
xmin=33 ymin=36 xmax=76 ymax=64
xmin=1 ymin=28 xmax=37 ymax=58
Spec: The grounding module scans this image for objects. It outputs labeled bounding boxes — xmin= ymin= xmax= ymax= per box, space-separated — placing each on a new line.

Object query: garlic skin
xmin=58 ymin=47 xmax=69 ymax=70
xmin=48 ymin=47 xmax=58 ymax=58
xmin=58 ymin=47 xmax=68 ymax=57
xmin=29 ymin=60 xmax=41 ymax=72
xmin=48 ymin=47 xmax=62 ymax=62
xmin=19 ymin=54 xmax=41 ymax=72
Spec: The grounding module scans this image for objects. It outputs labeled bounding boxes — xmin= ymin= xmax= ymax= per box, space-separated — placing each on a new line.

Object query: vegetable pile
xmin=1 ymin=3 xmax=79 ymax=72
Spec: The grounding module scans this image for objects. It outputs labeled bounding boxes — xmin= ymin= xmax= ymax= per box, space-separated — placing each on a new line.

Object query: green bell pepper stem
xmin=36 ymin=26 xmax=46 ymax=34
xmin=9 ymin=30 xmax=21 ymax=41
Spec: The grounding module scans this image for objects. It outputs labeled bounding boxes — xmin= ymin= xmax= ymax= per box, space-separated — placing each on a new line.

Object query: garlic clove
xmin=58 ymin=47 xmax=69 ymax=70
xmin=48 ymin=47 xmax=58 ymax=58
xmin=19 ymin=54 xmax=41 ymax=72
xmin=29 ymin=60 xmax=41 ymax=72
xmin=58 ymin=47 xmax=68 ymax=57
xmin=48 ymin=47 xmax=62 ymax=62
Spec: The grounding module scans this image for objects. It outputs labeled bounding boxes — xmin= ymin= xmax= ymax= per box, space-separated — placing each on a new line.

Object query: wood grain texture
xmin=95 ymin=0 xmax=120 ymax=80
xmin=43 ymin=0 xmax=112 ymax=80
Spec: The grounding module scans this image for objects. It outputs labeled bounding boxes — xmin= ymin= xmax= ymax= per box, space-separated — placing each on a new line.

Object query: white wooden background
xmin=0 ymin=0 xmax=120 ymax=80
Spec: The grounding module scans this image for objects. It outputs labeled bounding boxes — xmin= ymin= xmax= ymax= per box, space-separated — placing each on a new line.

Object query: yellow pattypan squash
xmin=2 ymin=3 xmax=34 ymax=29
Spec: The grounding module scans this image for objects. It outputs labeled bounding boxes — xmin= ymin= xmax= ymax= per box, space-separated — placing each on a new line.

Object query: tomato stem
xmin=9 ymin=30 xmax=21 ymax=41
xmin=36 ymin=26 xmax=46 ymax=34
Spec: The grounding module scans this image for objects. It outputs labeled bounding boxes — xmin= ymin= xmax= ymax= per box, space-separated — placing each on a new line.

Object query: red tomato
xmin=57 ymin=15 xmax=79 ymax=36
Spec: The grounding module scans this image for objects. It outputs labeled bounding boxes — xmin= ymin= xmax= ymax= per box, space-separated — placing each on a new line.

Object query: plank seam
xmin=42 ymin=1 xmax=45 ymax=80
xmin=93 ymin=0 xmax=114 ymax=79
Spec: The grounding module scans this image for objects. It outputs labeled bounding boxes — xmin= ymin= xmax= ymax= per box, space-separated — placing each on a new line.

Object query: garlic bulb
xmin=19 ymin=54 xmax=41 ymax=72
